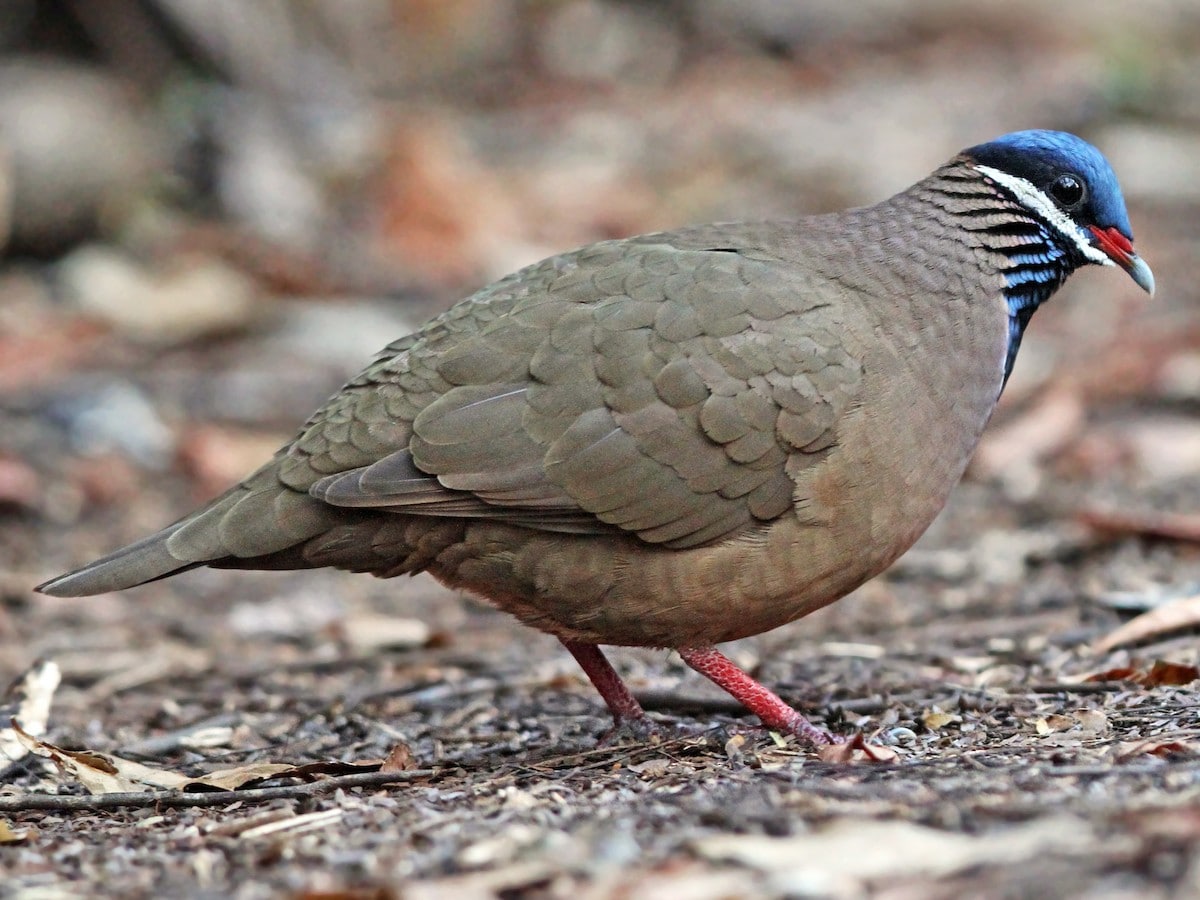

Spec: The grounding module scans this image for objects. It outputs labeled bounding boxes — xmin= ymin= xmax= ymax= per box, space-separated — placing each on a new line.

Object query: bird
xmin=37 ymin=130 xmax=1153 ymax=747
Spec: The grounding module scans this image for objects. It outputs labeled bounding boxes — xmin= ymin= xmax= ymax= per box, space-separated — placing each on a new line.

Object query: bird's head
xmin=964 ymin=129 xmax=1154 ymax=296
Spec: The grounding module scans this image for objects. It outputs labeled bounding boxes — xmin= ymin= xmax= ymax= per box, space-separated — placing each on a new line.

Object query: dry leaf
xmin=1117 ymin=739 xmax=1196 ymax=761
xmin=376 ymin=123 xmax=531 ymax=287
xmin=1034 ymin=715 xmax=1075 ymax=735
xmin=922 ymin=709 xmax=958 ymax=731
xmin=1096 ymin=593 xmax=1200 ymax=652
xmin=1072 ymin=709 xmax=1109 ymax=735
xmin=1139 ymin=660 xmax=1200 ymax=687
xmin=724 ymin=733 xmax=748 ymax=759
xmin=1081 ymin=507 xmax=1200 ymax=544
xmin=628 ymin=758 xmax=671 ymax=778
xmin=0 ymin=659 xmax=60 ymax=763
xmin=0 ymin=820 xmax=31 ymax=844
xmin=14 ymin=722 xmax=190 ymax=793
xmin=14 ymin=722 xmax=308 ymax=794
xmin=817 ymin=734 xmax=899 ymax=764
xmin=1083 ymin=661 xmax=1200 ymax=686
xmin=184 ymin=762 xmax=298 ymax=792
xmin=1033 ymin=711 xmax=1108 ymax=737
xmin=380 ymin=741 xmax=418 ymax=774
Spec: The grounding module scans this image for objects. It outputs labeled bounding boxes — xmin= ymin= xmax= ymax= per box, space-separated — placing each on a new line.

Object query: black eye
xmin=1050 ymin=173 xmax=1085 ymax=206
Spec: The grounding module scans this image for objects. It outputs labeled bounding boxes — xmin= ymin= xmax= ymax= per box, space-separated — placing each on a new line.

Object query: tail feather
xmin=35 ymin=461 xmax=344 ymax=598
xmin=35 ymin=523 xmax=202 ymax=597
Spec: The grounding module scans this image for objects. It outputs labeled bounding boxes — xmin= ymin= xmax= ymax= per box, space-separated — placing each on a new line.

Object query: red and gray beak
xmin=1088 ymin=225 xmax=1155 ymax=297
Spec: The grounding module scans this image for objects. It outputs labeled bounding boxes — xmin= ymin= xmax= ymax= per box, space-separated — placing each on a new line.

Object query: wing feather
xmin=298 ymin=236 xmax=861 ymax=549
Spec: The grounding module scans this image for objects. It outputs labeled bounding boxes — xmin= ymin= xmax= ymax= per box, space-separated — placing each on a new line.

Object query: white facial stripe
xmin=974 ymin=164 xmax=1111 ymax=267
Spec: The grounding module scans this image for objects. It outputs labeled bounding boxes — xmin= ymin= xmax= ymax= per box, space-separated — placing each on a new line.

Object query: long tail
xmin=36 ymin=460 xmax=346 ymax=598
xmin=36 ymin=522 xmax=204 ymax=596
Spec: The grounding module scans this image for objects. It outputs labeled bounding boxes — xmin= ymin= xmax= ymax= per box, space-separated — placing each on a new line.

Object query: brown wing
xmin=36 ymin=229 xmax=865 ymax=596
xmin=298 ymin=236 xmax=863 ymax=549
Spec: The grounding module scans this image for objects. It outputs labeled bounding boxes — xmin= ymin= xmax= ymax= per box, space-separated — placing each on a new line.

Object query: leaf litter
xmin=4 ymin=4 xmax=1200 ymax=897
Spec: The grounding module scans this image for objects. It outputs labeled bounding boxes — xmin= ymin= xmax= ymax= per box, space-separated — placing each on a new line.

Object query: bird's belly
xmin=429 ymin=441 xmax=968 ymax=650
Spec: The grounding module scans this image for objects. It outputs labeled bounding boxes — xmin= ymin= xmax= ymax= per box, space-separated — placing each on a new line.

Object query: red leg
xmin=560 ymin=639 xmax=647 ymax=725
xmin=678 ymin=646 xmax=835 ymax=746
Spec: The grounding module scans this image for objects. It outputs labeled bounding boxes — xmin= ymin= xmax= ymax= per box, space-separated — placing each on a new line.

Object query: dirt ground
xmin=3 ymin=2 xmax=1200 ymax=898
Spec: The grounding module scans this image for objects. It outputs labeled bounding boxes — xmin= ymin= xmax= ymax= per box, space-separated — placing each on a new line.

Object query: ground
xmin=2 ymin=2 xmax=1200 ymax=898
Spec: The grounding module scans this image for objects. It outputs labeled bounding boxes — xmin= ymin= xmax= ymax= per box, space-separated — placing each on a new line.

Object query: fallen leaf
xmin=723 ymin=733 xmax=749 ymax=759
xmin=1072 ymin=709 xmax=1109 ymax=735
xmin=13 ymin=721 xmax=191 ymax=793
xmin=1080 ymin=508 xmax=1200 ymax=544
xmin=1034 ymin=714 xmax=1075 ymax=736
xmin=922 ymin=709 xmax=958 ymax=731
xmin=66 ymin=453 xmax=142 ymax=509
xmin=0 ymin=659 xmax=60 ymax=764
xmin=1139 ymin=660 xmax=1200 ymax=687
xmin=818 ymin=642 xmax=886 ymax=659
xmin=1117 ymin=739 xmax=1196 ymax=761
xmin=628 ymin=758 xmax=671 ymax=778
xmin=274 ymin=760 xmax=383 ymax=779
xmin=1095 ymin=594 xmax=1200 ymax=652
xmin=12 ymin=723 xmax=336 ymax=794
xmin=60 ymin=247 xmax=262 ymax=345
xmin=0 ymin=820 xmax=31 ymax=844
xmin=380 ymin=741 xmax=418 ymax=774
xmin=1083 ymin=661 xmax=1200 ymax=687
xmin=375 ymin=122 xmax=532 ymax=287
xmin=817 ymin=733 xmax=898 ymax=764
xmin=183 ymin=762 xmax=299 ymax=792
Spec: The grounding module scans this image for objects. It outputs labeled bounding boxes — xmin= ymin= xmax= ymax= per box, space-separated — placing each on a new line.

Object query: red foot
xmin=561 ymin=639 xmax=649 ymax=726
xmin=677 ymin=646 xmax=836 ymax=747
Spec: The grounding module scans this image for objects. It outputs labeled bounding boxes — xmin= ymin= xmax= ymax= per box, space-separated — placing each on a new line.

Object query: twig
xmin=632 ymin=690 xmax=745 ymax=715
xmin=0 ymin=768 xmax=438 ymax=813
xmin=634 ymin=687 xmax=895 ymax=716
xmin=1025 ymin=681 xmax=1129 ymax=695
xmin=118 ymin=713 xmax=243 ymax=758
xmin=1079 ymin=507 xmax=1200 ymax=544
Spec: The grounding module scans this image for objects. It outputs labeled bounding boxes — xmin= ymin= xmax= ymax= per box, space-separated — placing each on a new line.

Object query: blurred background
xmin=4 ymin=2 xmax=1200 ymax=893
xmin=1 ymin=0 xmax=1200 ymax=720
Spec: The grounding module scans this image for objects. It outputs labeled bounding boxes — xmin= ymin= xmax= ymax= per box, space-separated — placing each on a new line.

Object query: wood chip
xmin=239 ymin=808 xmax=345 ymax=840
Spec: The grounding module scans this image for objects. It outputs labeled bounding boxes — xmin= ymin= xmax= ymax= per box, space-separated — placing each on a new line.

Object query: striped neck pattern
xmin=994 ymin=221 xmax=1075 ymax=385
xmin=922 ymin=163 xmax=1088 ymax=386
